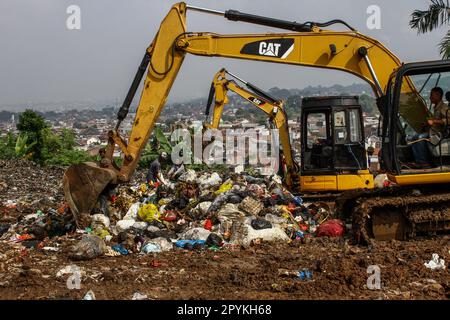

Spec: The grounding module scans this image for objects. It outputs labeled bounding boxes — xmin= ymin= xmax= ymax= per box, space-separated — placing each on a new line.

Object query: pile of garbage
xmin=0 ymin=159 xmax=64 ymax=213
xmin=1 ymin=168 xmax=345 ymax=260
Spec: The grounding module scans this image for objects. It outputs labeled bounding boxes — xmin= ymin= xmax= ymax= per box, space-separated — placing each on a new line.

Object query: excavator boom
xmin=203 ymin=68 xmax=300 ymax=189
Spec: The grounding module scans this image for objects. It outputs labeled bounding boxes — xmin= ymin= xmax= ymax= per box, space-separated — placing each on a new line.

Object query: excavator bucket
xmin=63 ymin=162 xmax=118 ymax=228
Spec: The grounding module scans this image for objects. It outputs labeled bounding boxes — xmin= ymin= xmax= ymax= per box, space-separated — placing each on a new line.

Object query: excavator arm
xmin=203 ymin=68 xmax=300 ymax=189
xmin=64 ymin=2 xmax=426 ymax=226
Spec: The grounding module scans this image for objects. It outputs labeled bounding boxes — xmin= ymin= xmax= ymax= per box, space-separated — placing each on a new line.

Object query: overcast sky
xmin=0 ymin=0 xmax=447 ymax=108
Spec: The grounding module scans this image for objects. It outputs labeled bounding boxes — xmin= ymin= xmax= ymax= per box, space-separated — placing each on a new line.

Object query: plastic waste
xmin=161 ymin=211 xmax=177 ymax=222
xmin=175 ymin=239 xmax=206 ymax=249
xmin=298 ymin=269 xmax=313 ymax=280
xmin=56 ymin=265 xmax=85 ymax=278
xmin=204 ymin=219 xmax=213 ymax=231
xmin=69 ymin=235 xmax=107 ymax=260
xmin=138 ymin=203 xmax=161 ymax=222
xmin=0 ymin=223 xmax=11 ymax=237
xmin=91 ymin=214 xmax=110 ymax=228
xmin=214 ymin=180 xmax=233 ymax=195
xmin=123 ymin=202 xmax=140 ymax=220
xmin=231 ymin=222 xmax=289 ymax=247
xmin=219 ymin=219 xmax=233 ymax=241
xmin=195 ymin=202 xmax=212 ymax=215
xmin=251 ymin=218 xmax=272 ymax=230
xmin=146 ymin=225 xmax=160 ymax=233
xmin=93 ymin=228 xmax=110 ymax=239
xmin=424 ymin=253 xmax=446 ymax=270
xmin=316 ymin=219 xmax=345 ymax=237
xmin=116 ymin=220 xmax=136 ymax=233
xmin=179 ymin=169 xmax=197 ymax=183
xmin=247 ymin=184 xmax=265 ymax=198
xmin=83 ymin=290 xmax=96 ymax=300
xmin=212 ymin=197 xmax=236 ymax=215
xmin=132 ymin=221 xmax=149 ymax=230
xmin=374 ymin=174 xmax=388 ymax=189
xmin=105 ymin=246 xmax=121 ymax=257
xmin=199 ymin=172 xmax=222 ymax=190
xmin=112 ymin=244 xmax=129 ymax=255
xmin=205 ymin=233 xmax=223 ymax=247
xmin=141 ymin=237 xmax=173 ymax=253
xmin=141 ymin=242 xmax=161 ymax=253
xmin=271 ymin=175 xmax=283 ymax=184
xmin=278 ymin=268 xmax=313 ymax=280
xmin=242 ymin=175 xmax=265 ymax=184
xmin=132 ymin=292 xmax=148 ymax=300
xmin=264 ymin=214 xmax=288 ymax=225
xmin=293 ymin=196 xmax=303 ymax=206
xmin=182 ymin=227 xmax=211 ymax=241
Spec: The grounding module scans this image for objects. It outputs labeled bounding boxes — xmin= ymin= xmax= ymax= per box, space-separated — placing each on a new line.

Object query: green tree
xmin=359 ymin=94 xmax=377 ymax=115
xmin=0 ymin=132 xmax=17 ymax=159
xmin=14 ymin=133 xmax=36 ymax=158
xmin=139 ymin=125 xmax=173 ymax=168
xmin=410 ymin=0 xmax=450 ymax=58
xmin=16 ymin=109 xmax=48 ymax=162
xmin=60 ymin=128 xmax=76 ymax=150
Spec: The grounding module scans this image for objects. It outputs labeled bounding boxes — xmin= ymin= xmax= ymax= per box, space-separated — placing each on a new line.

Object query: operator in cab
xmin=407 ymin=87 xmax=450 ymax=168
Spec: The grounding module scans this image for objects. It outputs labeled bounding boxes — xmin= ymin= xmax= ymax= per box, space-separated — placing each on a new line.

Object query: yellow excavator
xmin=64 ymin=3 xmax=450 ymax=241
xmin=202 ymin=68 xmax=301 ymax=190
xmin=203 ymin=68 xmax=374 ymax=194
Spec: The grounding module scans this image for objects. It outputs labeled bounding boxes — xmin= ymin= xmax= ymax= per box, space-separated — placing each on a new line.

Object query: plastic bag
xmin=132 ymin=221 xmax=149 ymax=230
xmin=182 ymin=227 xmax=211 ymax=241
xmin=123 ymin=202 xmax=140 ymax=220
xmin=247 ymin=184 xmax=265 ymax=198
xmin=141 ymin=237 xmax=173 ymax=253
xmin=91 ymin=214 xmax=110 ymax=228
xmin=231 ymin=222 xmax=289 ymax=247
xmin=251 ymin=218 xmax=272 ymax=230
xmin=151 ymin=237 xmax=173 ymax=251
xmin=199 ymin=172 xmax=222 ymax=190
xmin=195 ymin=201 xmax=212 ymax=215
xmin=69 ymin=235 xmax=107 ymax=260
xmin=83 ymin=290 xmax=96 ymax=300
xmin=264 ymin=214 xmax=288 ymax=225
xmin=175 ymin=239 xmax=206 ymax=249
xmin=116 ymin=220 xmax=136 ymax=233
xmin=206 ymin=233 xmax=223 ymax=247
xmin=138 ymin=203 xmax=161 ymax=222
xmin=214 ymin=180 xmax=233 ymax=195
xmin=316 ymin=219 xmax=345 ymax=237
xmin=112 ymin=244 xmax=129 ymax=255
xmin=424 ymin=253 xmax=446 ymax=270
xmin=218 ymin=203 xmax=245 ymax=218
xmin=179 ymin=169 xmax=197 ymax=183
xmin=141 ymin=242 xmax=161 ymax=253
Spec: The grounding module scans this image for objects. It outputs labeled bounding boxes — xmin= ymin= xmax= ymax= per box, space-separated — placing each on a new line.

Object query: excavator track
xmin=336 ymin=186 xmax=450 ymax=244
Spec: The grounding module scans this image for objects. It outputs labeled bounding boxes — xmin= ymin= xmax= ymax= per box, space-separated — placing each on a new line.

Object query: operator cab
xmin=301 ymin=96 xmax=368 ymax=176
xmin=381 ymin=60 xmax=450 ymax=184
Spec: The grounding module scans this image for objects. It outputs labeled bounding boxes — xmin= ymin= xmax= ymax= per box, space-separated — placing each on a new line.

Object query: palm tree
xmin=410 ymin=0 xmax=450 ymax=59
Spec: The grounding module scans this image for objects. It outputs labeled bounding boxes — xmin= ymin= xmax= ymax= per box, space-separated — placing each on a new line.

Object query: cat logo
xmin=249 ymin=97 xmax=264 ymax=106
xmin=259 ymin=42 xmax=282 ymax=57
xmin=240 ymin=38 xmax=295 ymax=59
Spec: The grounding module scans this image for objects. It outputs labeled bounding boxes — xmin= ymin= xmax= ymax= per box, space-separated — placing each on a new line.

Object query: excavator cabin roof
xmin=302 ymin=96 xmax=361 ymax=109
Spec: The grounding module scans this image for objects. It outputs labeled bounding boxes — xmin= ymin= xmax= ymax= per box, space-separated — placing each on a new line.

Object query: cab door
xmin=332 ymin=107 xmax=367 ymax=171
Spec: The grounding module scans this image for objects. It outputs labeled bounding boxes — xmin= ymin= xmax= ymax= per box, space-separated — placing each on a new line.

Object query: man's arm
xmin=156 ymin=172 xmax=167 ymax=185
xmin=428 ymin=103 xmax=450 ymax=126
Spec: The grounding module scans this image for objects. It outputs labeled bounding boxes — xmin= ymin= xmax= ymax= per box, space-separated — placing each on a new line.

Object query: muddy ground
xmin=0 ymin=159 xmax=449 ymax=300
